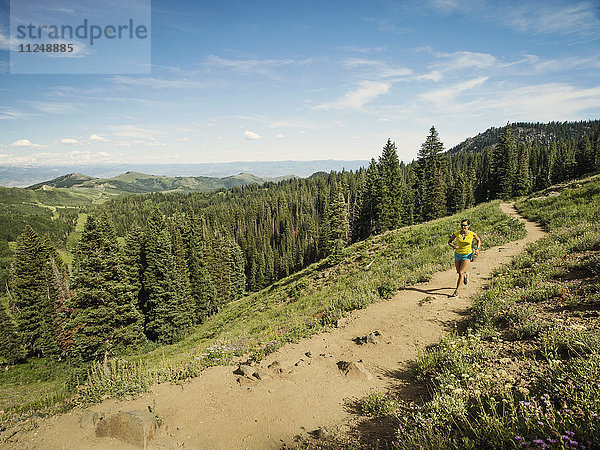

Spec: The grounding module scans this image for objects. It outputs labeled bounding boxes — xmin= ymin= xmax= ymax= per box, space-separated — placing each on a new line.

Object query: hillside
xmin=447 ymin=120 xmax=600 ymax=154
xmin=26 ymin=171 xmax=282 ymax=195
xmin=0 ymin=199 xmax=526 ymax=438
xmin=0 ymin=200 xmax=537 ymax=448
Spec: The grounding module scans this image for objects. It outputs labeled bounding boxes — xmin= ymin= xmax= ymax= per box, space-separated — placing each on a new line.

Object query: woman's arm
xmin=473 ymin=233 xmax=481 ymax=254
xmin=448 ymin=233 xmax=458 ymax=250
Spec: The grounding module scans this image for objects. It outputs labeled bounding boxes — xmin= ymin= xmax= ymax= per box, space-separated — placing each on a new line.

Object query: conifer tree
xmin=376 ymin=139 xmax=403 ymax=232
xmin=142 ymin=209 xmax=193 ymax=343
xmin=513 ymin=143 xmax=531 ymax=197
xmin=69 ymin=215 xmax=146 ymax=361
xmin=181 ymin=213 xmax=217 ymax=322
xmin=323 ymin=183 xmax=350 ymax=254
xmin=417 ymin=126 xmax=447 ymax=220
xmin=0 ymin=301 xmax=24 ymax=363
xmin=40 ymin=234 xmax=73 ymax=356
xmin=8 ymin=226 xmax=59 ymax=358
xmin=490 ymin=124 xmax=516 ymax=199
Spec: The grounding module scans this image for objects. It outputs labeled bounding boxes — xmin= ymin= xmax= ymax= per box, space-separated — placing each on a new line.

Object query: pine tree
xmin=513 ymin=143 xmax=531 ymax=197
xmin=40 ymin=234 xmax=73 ymax=356
xmin=490 ymin=124 xmax=517 ymax=199
xmin=323 ymin=183 xmax=350 ymax=254
xmin=69 ymin=214 xmax=146 ymax=361
xmin=356 ymin=158 xmax=379 ymax=239
xmin=417 ymin=126 xmax=447 ymax=220
xmin=8 ymin=226 xmax=59 ymax=358
xmin=141 ymin=210 xmax=193 ymax=343
xmin=0 ymin=300 xmax=24 ymax=363
xmin=376 ymin=139 xmax=403 ymax=232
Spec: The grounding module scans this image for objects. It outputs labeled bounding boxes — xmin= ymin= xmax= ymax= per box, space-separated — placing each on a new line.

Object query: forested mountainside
xmin=447 ymin=120 xmax=600 ymax=155
xmin=1 ymin=121 xmax=599 ymax=365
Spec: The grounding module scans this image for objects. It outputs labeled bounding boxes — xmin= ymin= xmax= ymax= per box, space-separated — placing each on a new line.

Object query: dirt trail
xmin=6 ymin=204 xmax=547 ymax=449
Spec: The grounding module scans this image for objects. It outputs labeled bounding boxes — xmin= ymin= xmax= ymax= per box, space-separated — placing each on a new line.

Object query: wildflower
xmin=514 ymin=436 xmax=523 ymax=442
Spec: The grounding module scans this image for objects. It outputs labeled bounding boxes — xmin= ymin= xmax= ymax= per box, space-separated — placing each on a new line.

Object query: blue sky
xmin=0 ymin=0 xmax=599 ymax=168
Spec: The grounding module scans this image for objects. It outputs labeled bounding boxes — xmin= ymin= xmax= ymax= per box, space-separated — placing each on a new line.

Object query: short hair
xmin=461 ymin=219 xmax=471 ymax=225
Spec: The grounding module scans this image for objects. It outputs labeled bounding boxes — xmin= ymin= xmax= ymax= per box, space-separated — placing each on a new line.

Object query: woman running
xmin=448 ymin=219 xmax=481 ymax=297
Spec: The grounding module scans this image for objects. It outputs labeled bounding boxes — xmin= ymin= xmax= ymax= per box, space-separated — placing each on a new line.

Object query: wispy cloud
xmin=342 ymin=58 xmax=413 ymax=78
xmin=205 ymin=55 xmax=312 ymax=77
xmin=419 ymin=76 xmax=488 ymax=106
xmin=110 ymin=76 xmax=205 ymax=89
xmin=0 ymin=107 xmax=36 ymax=120
xmin=108 ymin=125 xmax=163 ymax=139
xmin=429 ymin=50 xmax=498 ymax=72
xmin=504 ymin=2 xmax=599 ymax=37
xmin=314 ymin=81 xmax=391 ymax=111
xmin=27 ymin=101 xmax=80 ymax=114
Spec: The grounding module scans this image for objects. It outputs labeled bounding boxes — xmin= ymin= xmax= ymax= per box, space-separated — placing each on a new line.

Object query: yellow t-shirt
xmin=454 ymin=230 xmax=474 ymax=255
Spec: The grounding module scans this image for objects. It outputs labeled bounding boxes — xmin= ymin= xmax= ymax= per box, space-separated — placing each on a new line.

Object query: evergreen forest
xmin=1 ymin=120 xmax=600 ymax=366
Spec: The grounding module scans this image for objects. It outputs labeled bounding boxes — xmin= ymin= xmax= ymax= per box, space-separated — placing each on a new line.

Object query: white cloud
xmin=432 ymin=50 xmax=498 ymax=72
xmin=176 ymin=137 xmax=189 ymax=142
xmin=418 ymin=70 xmax=443 ymax=82
xmin=419 ymin=77 xmax=488 ymax=106
xmin=483 ymin=83 xmax=600 ymax=121
xmin=60 ymin=138 xmax=79 ymax=145
xmin=9 ymin=139 xmax=46 ymax=148
xmin=244 ymin=130 xmax=261 ymax=140
xmin=314 ymin=80 xmax=391 ymax=110
xmin=276 ymin=133 xmax=284 ymax=138
xmin=89 ymin=134 xmax=109 ymax=142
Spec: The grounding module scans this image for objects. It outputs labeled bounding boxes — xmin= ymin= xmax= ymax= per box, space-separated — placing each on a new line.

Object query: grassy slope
xmin=334 ymin=175 xmax=600 ymax=450
xmin=0 ymin=200 xmax=524 ymax=430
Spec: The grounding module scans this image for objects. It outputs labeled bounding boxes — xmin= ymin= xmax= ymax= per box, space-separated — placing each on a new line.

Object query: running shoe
xmin=451 ymin=290 xmax=459 ymax=298
xmin=464 ymin=272 xmax=469 ymax=285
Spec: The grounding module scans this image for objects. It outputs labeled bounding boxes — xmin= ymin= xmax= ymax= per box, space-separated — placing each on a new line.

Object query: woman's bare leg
xmin=456 ymin=259 xmax=470 ymax=292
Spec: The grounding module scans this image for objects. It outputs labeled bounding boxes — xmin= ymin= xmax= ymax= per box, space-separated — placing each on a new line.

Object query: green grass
xmin=333 ymin=175 xmax=600 ymax=449
xmin=0 ymin=201 xmax=525 ymax=431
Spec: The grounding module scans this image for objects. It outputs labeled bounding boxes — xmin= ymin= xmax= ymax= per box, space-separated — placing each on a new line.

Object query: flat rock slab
xmin=96 ymin=410 xmax=157 ymax=448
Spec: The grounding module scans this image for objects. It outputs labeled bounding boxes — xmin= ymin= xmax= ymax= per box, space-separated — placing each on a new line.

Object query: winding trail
xmin=6 ymin=204 xmax=547 ymax=449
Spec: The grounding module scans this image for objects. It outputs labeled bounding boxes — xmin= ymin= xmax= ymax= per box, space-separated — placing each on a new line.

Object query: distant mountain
xmin=0 ymin=160 xmax=369 ymax=188
xmin=447 ymin=120 xmax=600 ymax=155
xmin=26 ymin=171 xmax=288 ymax=194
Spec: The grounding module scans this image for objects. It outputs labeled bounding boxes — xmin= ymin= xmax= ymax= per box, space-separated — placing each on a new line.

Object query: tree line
xmin=1 ymin=122 xmax=599 ymax=364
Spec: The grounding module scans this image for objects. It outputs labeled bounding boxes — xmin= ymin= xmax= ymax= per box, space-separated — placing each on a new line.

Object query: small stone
xmin=80 ymin=410 xmax=99 ymax=428
xmin=305 ymin=351 xmax=312 ymax=358
xmin=337 ymin=361 xmax=373 ymax=381
xmin=268 ymin=361 xmax=283 ymax=374
xmin=366 ymin=332 xmax=378 ymax=344
xmin=253 ymin=369 xmax=271 ymax=380
xmin=233 ymin=364 xmax=255 ymax=378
